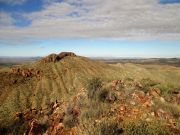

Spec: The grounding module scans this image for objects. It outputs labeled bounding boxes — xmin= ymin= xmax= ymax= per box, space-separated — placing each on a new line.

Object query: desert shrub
xmin=87 ymin=77 xmax=102 ymax=99
xmin=100 ymin=121 xmax=123 ymax=135
xmin=99 ymin=89 xmax=109 ymax=102
xmin=100 ymin=120 xmax=170 ymax=135
xmin=63 ymin=115 xmax=79 ymax=128
xmin=99 ymin=89 xmax=118 ymax=103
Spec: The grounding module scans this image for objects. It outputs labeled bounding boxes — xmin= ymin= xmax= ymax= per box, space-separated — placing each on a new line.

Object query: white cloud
xmin=0 ymin=0 xmax=180 ymax=45
xmin=0 ymin=12 xmax=14 ymax=27
xmin=0 ymin=0 xmax=27 ymax=5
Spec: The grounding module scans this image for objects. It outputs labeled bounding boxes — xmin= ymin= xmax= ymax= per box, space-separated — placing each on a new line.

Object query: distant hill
xmin=0 ymin=57 xmax=41 ymax=67
xmin=97 ymin=58 xmax=180 ymax=67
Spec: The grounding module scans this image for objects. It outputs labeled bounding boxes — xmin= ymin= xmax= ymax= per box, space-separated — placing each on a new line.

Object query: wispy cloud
xmin=0 ymin=0 xmax=27 ymax=5
xmin=0 ymin=0 xmax=180 ymax=45
xmin=0 ymin=12 xmax=14 ymax=27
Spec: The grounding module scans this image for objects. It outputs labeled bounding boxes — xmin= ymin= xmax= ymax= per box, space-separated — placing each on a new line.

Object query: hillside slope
xmin=0 ymin=53 xmax=180 ymax=135
xmin=0 ymin=54 xmax=119 ymax=126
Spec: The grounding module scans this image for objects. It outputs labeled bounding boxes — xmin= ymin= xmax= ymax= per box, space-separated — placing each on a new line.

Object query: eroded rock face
xmin=41 ymin=52 xmax=76 ymax=63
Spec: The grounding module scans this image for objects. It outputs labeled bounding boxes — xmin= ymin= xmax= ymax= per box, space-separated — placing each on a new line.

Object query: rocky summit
xmin=0 ymin=53 xmax=180 ymax=135
xmin=41 ymin=52 xmax=76 ymax=63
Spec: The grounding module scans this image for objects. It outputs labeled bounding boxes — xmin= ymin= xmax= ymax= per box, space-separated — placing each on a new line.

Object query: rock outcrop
xmin=41 ymin=52 xmax=76 ymax=63
xmin=11 ymin=67 xmax=42 ymax=78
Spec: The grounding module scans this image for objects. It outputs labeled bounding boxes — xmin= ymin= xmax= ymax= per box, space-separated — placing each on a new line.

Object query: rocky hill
xmin=0 ymin=52 xmax=180 ymax=135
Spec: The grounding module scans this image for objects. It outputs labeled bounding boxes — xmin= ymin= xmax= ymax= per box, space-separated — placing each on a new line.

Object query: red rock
xmin=53 ymin=123 xmax=65 ymax=135
xmin=149 ymin=88 xmax=161 ymax=97
xmin=41 ymin=52 xmax=76 ymax=63
xmin=155 ymin=109 xmax=173 ymax=120
xmin=28 ymin=119 xmax=43 ymax=135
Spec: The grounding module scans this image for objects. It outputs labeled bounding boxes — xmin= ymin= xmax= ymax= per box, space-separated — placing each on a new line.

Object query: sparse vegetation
xmin=1 ymin=55 xmax=180 ymax=134
xmin=100 ymin=120 xmax=171 ymax=135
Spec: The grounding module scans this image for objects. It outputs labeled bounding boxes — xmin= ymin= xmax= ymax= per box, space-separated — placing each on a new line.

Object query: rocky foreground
xmin=12 ymin=78 xmax=180 ymax=135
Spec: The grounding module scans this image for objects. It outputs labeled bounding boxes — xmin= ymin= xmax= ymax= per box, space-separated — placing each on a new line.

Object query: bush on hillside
xmin=87 ymin=77 xmax=102 ymax=99
xmin=99 ymin=89 xmax=118 ymax=103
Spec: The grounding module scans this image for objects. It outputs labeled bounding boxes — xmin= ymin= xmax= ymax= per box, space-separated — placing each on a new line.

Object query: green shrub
xmin=87 ymin=77 xmax=102 ymax=99
xmin=100 ymin=121 xmax=123 ymax=135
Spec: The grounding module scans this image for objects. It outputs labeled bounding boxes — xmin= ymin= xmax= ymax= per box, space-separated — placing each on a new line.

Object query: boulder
xmin=155 ymin=109 xmax=173 ymax=120
xmin=148 ymin=88 xmax=161 ymax=97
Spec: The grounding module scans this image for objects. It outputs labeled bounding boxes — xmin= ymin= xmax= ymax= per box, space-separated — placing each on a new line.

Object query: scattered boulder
xmin=155 ymin=109 xmax=173 ymax=120
xmin=131 ymin=90 xmax=153 ymax=108
xmin=148 ymin=88 xmax=161 ymax=97
xmin=111 ymin=80 xmax=124 ymax=90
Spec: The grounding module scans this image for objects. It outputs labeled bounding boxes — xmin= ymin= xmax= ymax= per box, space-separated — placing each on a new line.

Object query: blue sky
xmin=1 ymin=39 xmax=180 ymax=58
xmin=0 ymin=0 xmax=180 ymax=57
xmin=160 ymin=0 xmax=180 ymax=4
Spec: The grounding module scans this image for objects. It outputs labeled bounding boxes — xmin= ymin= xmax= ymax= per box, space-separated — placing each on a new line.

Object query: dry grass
xmin=0 ymin=56 xmax=180 ymax=134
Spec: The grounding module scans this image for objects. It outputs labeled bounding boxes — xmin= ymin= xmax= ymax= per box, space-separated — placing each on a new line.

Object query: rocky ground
xmin=11 ymin=78 xmax=180 ymax=135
